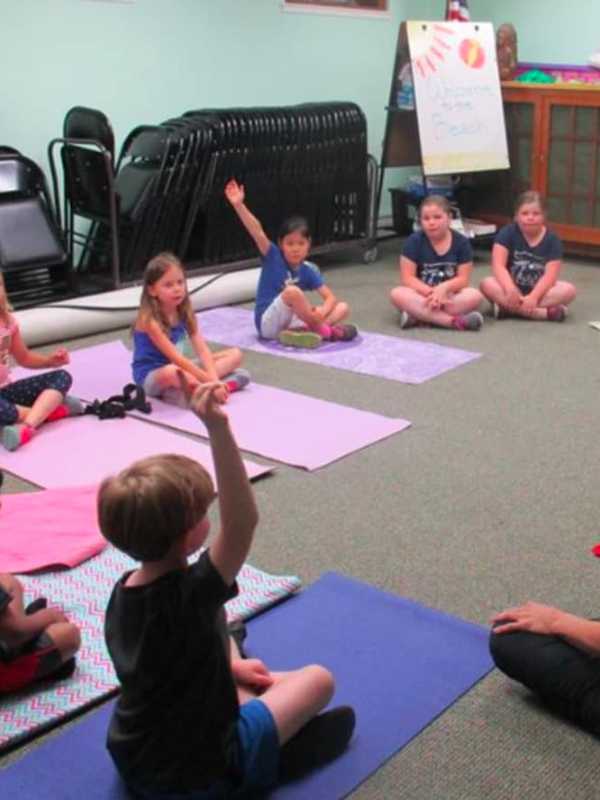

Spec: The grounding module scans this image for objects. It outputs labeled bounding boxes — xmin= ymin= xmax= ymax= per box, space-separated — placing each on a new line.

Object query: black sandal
xmin=107 ymin=384 xmax=152 ymax=415
xmin=83 ymin=399 xmax=127 ymax=420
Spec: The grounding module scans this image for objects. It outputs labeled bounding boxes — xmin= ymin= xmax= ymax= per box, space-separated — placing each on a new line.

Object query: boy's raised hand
xmin=178 ymin=371 xmax=227 ymax=426
xmin=224 ymin=179 xmax=244 ymax=207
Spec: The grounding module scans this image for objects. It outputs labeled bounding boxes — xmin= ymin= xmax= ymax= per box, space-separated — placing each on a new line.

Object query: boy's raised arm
xmin=186 ymin=380 xmax=258 ymax=586
xmin=224 ymin=180 xmax=271 ymax=256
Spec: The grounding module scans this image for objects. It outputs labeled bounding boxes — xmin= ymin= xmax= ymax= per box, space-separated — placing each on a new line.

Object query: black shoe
xmin=279 ymin=705 xmax=356 ymax=782
xmin=25 ymin=597 xmax=48 ymax=615
xmin=49 ymin=657 xmax=77 ymax=681
xmin=107 ymin=384 xmax=152 ymax=414
xmin=84 ymin=399 xmax=127 ymax=420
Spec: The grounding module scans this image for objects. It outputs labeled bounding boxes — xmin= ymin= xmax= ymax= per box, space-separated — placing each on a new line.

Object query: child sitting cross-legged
xmin=0 ymin=273 xmax=83 ymax=452
xmin=0 ymin=472 xmax=81 ymax=694
xmin=225 ymin=179 xmax=357 ymax=349
xmin=98 ymin=379 xmax=356 ymax=798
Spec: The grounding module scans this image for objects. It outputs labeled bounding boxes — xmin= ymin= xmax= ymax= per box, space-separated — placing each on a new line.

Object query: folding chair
xmin=0 ymin=155 xmax=72 ymax=308
xmin=48 ymin=106 xmax=119 ymax=287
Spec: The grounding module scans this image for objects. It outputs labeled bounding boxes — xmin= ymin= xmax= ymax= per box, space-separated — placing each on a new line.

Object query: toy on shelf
xmin=496 ymin=23 xmax=517 ymax=81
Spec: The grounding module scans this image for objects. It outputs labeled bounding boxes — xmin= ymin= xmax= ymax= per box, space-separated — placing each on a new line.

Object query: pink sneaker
xmin=451 ymin=312 xmax=484 ymax=331
xmin=326 ymin=324 xmax=358 ymax=342
xmin=547 ymin=305 xmax=567 ymax=322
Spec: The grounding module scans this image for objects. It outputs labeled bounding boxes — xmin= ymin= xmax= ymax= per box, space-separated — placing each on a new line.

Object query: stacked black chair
xmin=181 ymin=102 xmax=372 ymax=268
xmin=0 ymin=153 xmax=72 ymax=308
xmin=47 ymin=102 xmax=375 ymax=288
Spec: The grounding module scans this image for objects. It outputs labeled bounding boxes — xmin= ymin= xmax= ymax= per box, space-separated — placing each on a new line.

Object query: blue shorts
xmin=128 ymin=699 xmax=280 ymax=799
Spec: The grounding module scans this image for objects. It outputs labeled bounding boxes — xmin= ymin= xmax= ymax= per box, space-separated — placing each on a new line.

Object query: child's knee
xmin=479 ymin=276 xmax=496 ymax=295
xmin=231 ymin=347 xmax=243 ymax=367
xmin=281 ymin=285 xmax=303 ymax=304
xmin=0 ymin=573 xmax=22 ymax=596
xmin=47 ymin=622 xmax=81 ymax=660
xmin=301 ymin=664 xmax=335 ymax=702
xmin=54 ymin=369 xmax=73 ymax=394
xmin=390 ymin=286 xmax=410 ymax=307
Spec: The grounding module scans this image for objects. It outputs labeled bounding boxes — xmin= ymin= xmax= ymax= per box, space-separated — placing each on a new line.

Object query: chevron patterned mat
xmin=0 ymin=546 xmax=301 ymax=751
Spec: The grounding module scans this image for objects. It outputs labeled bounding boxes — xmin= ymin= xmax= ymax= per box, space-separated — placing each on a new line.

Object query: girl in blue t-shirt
xmin=390 ymin=195 xmax=484 ymax=330
xmin=480 ymin=191 xmax=576 ymax=321
xmin=225 ymin=179 xmax=357 ymax=348
xmin=132 ymin=252 xmax=249 ymax=405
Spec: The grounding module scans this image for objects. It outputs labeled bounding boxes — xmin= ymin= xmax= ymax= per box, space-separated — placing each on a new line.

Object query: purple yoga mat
xmin=1 ymin=414 xmax=271 ymax=488
xmin=0 ymin=573 xmax=493 ymax=800
xmin=35 ymin=341 xmax=410 ymax=471
xmin=199 ymin=306 xmax=482 ymax=384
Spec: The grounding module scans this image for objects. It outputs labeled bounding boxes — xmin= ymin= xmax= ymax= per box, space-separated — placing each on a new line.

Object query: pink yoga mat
xmin=42 ymin=341 xmax=411 ymax=471
xmin=0 ymin=485 xmax=105 ymax=573
xmin=1 ymin=414 xmax=272 ymax=489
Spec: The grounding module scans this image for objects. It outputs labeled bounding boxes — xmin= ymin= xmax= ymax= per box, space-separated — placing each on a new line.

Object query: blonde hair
xmin=136 ymin=252 xmax=197 ymax=334
xmin=515 ymin=190 xmax=546 ymax=216
xmin=419 ymin=194 xmax=452 ymax=218
xmin=0 ymin=273 xmax=13 ymax=324
xmin=97 ymin=454 xmax=215 ymax=561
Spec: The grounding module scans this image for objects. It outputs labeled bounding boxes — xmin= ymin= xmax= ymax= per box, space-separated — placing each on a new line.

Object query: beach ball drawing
xmin=459 ymin=38 xmax=485 ymax=69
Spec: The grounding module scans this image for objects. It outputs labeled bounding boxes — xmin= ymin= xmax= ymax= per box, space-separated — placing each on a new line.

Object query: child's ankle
xmin=2 ymin=423 xmax=35 ymax=452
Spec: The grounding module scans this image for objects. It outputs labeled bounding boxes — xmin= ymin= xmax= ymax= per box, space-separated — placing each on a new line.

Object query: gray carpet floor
xmin=3 ymin=239 xmax=600 ymax=797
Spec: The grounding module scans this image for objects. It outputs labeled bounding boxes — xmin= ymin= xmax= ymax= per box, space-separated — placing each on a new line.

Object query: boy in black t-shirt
xmin=99 ymin=380 xmax=355 ymax=798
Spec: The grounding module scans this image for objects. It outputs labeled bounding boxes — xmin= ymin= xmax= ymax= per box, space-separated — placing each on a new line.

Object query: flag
xmin=446 ymin=0 xmax=470 ymax=21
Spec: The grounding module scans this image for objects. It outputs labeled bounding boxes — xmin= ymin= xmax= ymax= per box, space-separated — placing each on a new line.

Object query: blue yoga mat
xmin=0 ymin=573 xmax=493 ymax=799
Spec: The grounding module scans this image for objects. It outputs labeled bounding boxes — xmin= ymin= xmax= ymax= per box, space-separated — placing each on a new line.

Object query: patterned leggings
xmin=0 ymin=370 xmax=72 ymax=426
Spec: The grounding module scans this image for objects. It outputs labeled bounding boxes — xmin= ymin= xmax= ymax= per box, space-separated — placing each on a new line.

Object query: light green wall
xmin=5 ymin=2 xmax=600 ymax=215
xmin=4 ymin=1 xmax=431 ymax=168
xmin=472 ymin=0 xmax=600 ymax=65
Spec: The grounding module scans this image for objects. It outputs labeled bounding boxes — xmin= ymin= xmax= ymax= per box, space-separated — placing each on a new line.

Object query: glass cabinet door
xmin=546 ymin=101 xmax=600 ymax=226
xmin=504 ymin=101 xmax=535 ymax=196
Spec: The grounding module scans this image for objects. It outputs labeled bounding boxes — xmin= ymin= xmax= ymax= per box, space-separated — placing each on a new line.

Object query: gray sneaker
xmin=452 ymin=311 xmax=484 ymax=331
xmin=399 ymin=310 xmax=419 ymax=329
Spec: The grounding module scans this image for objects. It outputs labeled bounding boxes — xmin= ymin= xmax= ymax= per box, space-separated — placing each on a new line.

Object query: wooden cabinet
xmin=465 ymin=83 xmax=600 ymax=248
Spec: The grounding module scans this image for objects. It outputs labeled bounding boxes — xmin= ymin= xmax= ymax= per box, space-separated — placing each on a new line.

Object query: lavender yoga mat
xmin=199 ymin=305 xmax=482 ymax=384
xmin=44 ymin=341 xmax=411 ymax=471
xmin=0 ymin=573 xmax=494 ymax=800
xmin=1 ymin=414 xmax=271 ymax=489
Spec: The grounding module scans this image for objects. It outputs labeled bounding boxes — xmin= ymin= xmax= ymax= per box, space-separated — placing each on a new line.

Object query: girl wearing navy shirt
xmin=480 ymin=191 xmax=576 ymax=321
xmin=390 ymin=195 xmax=484 ymax=330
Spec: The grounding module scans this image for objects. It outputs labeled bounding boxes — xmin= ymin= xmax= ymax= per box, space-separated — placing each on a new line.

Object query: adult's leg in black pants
xmin=490 ymin=629 xmax=600 ymax=735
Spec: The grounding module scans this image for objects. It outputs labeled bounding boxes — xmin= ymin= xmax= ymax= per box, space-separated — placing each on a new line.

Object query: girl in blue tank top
xmin=132 ymin=252 xmax=250 ymax=404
